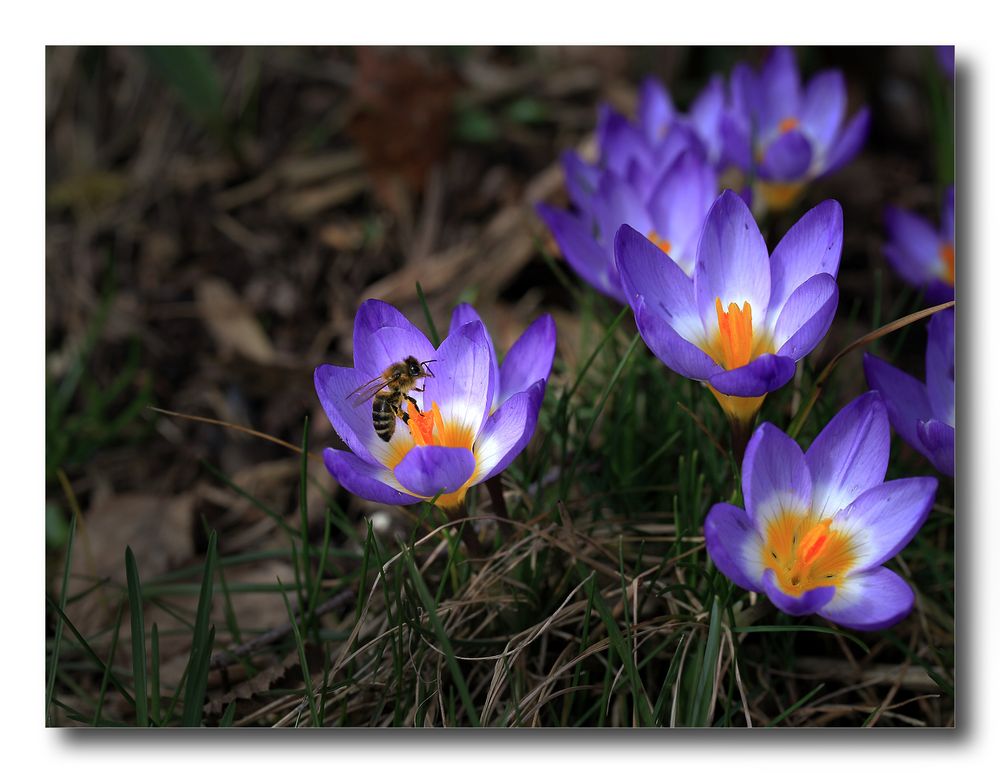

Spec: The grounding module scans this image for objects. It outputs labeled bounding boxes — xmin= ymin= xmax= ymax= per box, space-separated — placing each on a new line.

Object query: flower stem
xmin=485 ymin=476 xmax=515 ymax=543
xmin=441 ymin=501 xmax=484 ymax=558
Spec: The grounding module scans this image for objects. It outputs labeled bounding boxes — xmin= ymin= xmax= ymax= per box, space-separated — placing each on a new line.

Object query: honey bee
xmin=347 ymin=356 xmax=436 ymax=442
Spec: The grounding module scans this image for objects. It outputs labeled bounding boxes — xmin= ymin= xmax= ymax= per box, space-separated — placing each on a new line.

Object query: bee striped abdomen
xmin=372 ymin=393 xmax=398 ymax=441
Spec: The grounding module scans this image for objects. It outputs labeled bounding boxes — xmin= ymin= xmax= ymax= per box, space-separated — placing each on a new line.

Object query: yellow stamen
xmin=754 ymin=180 xmax=806 ymax=214
xmin=778 ymin=116 xmax=800 ymax=134
xmin=715 ymin=298 xmax=754 ymax=371
xmin=939 ymin=242 xmax=955 ymax=286
xmin=761 ymin=512 xmax=857 ymax=596
xmin=647 ymin=230 xmax=672 ymax=256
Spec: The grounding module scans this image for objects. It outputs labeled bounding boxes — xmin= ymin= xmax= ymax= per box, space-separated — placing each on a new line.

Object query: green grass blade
xmin=767 ymin=682 xmax=826 ymax=727
xmin=181 ymin=531 xmax=218 ymax=726
xmin=687 ymin=597 xmax=722 ymax=727
xmin=124 ymin=546 xmax=149 ymax=727
xmin=415 ymin=281 xmax=441 ymax=347
xmin=46 ymin=506 xmax=77 ymax=725
xmin=278 ymin=579 xmax=320 ymax=727
xmin=401 ymin=546 xmax=480 ymax=727
xmin=150 ymin=623 xmax=161 ymax=726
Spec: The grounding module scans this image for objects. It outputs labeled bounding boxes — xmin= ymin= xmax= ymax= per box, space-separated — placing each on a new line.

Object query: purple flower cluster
xmin=884 ymin=186 xmax=955 ymax=304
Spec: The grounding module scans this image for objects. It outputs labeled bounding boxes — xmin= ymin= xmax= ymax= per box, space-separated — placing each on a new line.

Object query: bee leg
xmin=393 ymin=402 xmax=411 ymax=424
xmin=404 ymin=394 xmax=424 ymax=416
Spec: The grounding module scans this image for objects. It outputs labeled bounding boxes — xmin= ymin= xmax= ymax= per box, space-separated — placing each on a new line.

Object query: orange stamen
xmin=647 ymin=230 xmax=672 ymax=256
xmin=778 ymin=116 xmax=800 ymax=134
xmin=715 ymin=297 xmax=754 ymax=370
xmin=939 ymin=242 xmax=955 ymax=286
xmin=408 ymin=403 xmax=438 ymax=446
xmin=762 ymin=513 xmax=856 ymax=596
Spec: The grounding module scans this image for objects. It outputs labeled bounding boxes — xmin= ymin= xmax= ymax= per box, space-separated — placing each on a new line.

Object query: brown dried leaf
xmin=195 ymin=278 xmax=276 ymax=365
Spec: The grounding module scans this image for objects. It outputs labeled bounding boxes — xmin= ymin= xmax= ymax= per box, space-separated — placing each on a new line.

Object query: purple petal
xmin=632 ymin=296 xmax=721 ymax=382
xmin=498 ymin=315 xmax=556 ymax=406
xmin=689 ymin=75 xmax=726 ymax=162
xmin=758 ymin=130 xmax=813 ymax=182
xmin=758 ymin=46 xmax=802 ymax=133
xmin=916 ymin=420 xmax=955 ymax=477
xmin=767 ymin=200 xmax=843 ymax=325
xmin=935 ymin=46 xmax=955 ymax=80
xmin=646 ymin=150 xmax=717 ymax=275
xmin=707 ymin=353 xmax=796 ymax=398
xmin=773 ymin=273 xmax=839 ymax=360
xmin=449 ymin=304 xmax=500 ymax=404
xmin=393 ymin=445 xmax=476 ymax=499
xmin=323 ymin=448 xmax=420 ymax=506
xmin=704 ymin=503 xmax=765 ymax=593
xmin=729 ymin=62 xmax=757 ymax=121
xmin=720 ymin=110 xmax=752 ymax=172
xmin=800 ymin=70 xmax=847 ymax=153
xmin=863 ymin=353 xmax=933 ymax=461
xmin=694 ymin=190 xmax=771 ymax=330
xmin=884 ymin=206 xmax=942 ymax=286
xmin=762 ymin=570 xmax=836 ymax=616
xmin=805 ymin=392 xmax=890 ymax=520
xmin=594 ymin=170 xmax=654 ymax=249
xmin=925 ymin=307 xmax=955 ymax=425
xmin=423 ymin=321 xmax=494 ymax=437
xmin=818 ymin=567 xmax=914 ymax=631
xmin=741 ymin=422 xmax=812 ymax=530
xmin=352 ymin=300 xmax=436 ymax=377
xmin=614 ymin=224 xmax=705 ymax=344
xmin=536 ymin=203 xmax=625 ymax=304
xmin=561 ymin=150 xmax=599 ymax=213
xmin=638 ymin=76 xmax=674 ymax=145
xmin=472 ymin=382 xmax=544 ymax=484
xmin=598 ymin=105 xmax=650 ymax=177
xmin=832 ymin=477 xmax=937 ymax=572
xmin=314 ymin=364 xmax=384 ymax=467
xmin=822 ymin=108 xmax=869 ymax=175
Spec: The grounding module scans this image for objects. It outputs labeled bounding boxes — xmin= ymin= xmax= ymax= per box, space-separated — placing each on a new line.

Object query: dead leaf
xmin=195 ymin=278 xmax=276 ymax=365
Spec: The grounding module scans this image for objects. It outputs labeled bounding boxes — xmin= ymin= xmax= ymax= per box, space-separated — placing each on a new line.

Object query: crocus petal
xmin=470 ymin=382 xmax=544 ymax=485
xmin=773 ymin=273 xmax=839 ymax=360
xmin=536 ymin=203 xmax=625 ymax=304
xmin=423 ymin=321 xmax=494 ymax=437
xmin=741 ymin=423 xmax=813 ymax=530
xmin=762 ymin=570 xmax=836 ymax=617
xmin=916 ymin=420 xmax=955 ymax=477
xmin=863 ymin=353 xmax=933 ymax=461
xmin=832 ymin=477 xmax=937 ymax=572
xmin=758 ymin=46 xmax=802 ymax=133
xmin=767 ymin=199 xmax=843 ymax=325
xmin=818 ymin=567 xmax=914 ymax=631
xmin=729 ymin=62 xmax=757 ymax=122
xmin=800 ymin=70 xmax=847 ymax=153
xmin=594 ymin=170 xmax=654 ymax=249
xmin=758 ymin=130 xmax=813 ymax=181
xmin=704 ymin=503 xmax=765 ymax=593
xmin=561 ymin=150 xmax=600 ymax=213
xmin=694 ymin=190 xmax=771 ymax=328
xmin=632 ymin=296 xmax=721 ymax=382
xmin=323 ymin=448 xmax=420 ymax=506
xmin=449 ymin=304 xmax=500 ymax=403
xmin=925 ymin=308 xmax=955 ymax=425
xmin=822 ymin=108 xmax=869 ymax=175
xmin=393 ymin=445 xmax=476 ymax=499
xmin=805 ymin=392 xmax=890 ymax=520
xmin=884 ymin=206 xmax=942 ymax=286
xmin=498 ymin=316 xmax=556 ymax=406
xmin=720 ymin=110 xmax=752 ymax=172
xmin=689 ymin=75 xmax=725 ymax=161
xmin=352 ymin=300 xmax=436 ymax=376
xmin=598 ymin=105 xmax=650 ymax=178
xmin=646 ymin=150 xmax=717 ymax=275
xmin=614 ymin=224 xmax=705 ymax=344
xmin=707 ymin=353 xmax=796 ymax=398
xmin=638 ymin=76 xmax=674 ymax=145
xmin=314 ymin=364 xmax=384 ymax=467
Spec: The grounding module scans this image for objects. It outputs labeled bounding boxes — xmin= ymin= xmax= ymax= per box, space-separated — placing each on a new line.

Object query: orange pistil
xmin=408 ymin=403 xmax=439 ymax=446
xmin=761 ymin=513 xmax=857 ymax=596
xmin=939 ymin=242 xmax=955 ymax=286
xmin=647 ymin=230 xmax=672 ymax=256
xmin=778 ymin=116 xmax=800 ymax=134
xmin=715 ymin=298 xmax=754 ymax=371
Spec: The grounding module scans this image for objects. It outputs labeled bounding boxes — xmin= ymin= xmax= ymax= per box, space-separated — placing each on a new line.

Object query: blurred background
xmin=45 ymin=46 xmax=953 ymax=725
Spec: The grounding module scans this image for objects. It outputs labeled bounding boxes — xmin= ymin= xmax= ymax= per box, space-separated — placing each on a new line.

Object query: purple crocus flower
xmin=704 ymin=392 xmax=937 ymax=630
xmin=884 ymin=186 xmax=955 ymax=303
xmin=537 ymin=76 xmax=722 ymax=302
xmin=863 ymin=307 xmax=955 ymax=476
xmin=614 ymin=189 xmax=842 ymax=426
xmin=935 ymin=46 xmax=955 ymax=80
xmin=722 ymin=46 xmax=870 ymax=214
xmin=315 ymin=300 xmax=555 ymax=511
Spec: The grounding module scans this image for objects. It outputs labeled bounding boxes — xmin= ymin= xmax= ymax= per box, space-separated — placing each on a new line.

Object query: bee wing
xmin=347 ymin=375 xmax=396 ymax=407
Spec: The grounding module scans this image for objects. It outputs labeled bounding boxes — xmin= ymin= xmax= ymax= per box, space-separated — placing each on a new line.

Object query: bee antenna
xmin=421 ymin=359 xmax=437 ymax=377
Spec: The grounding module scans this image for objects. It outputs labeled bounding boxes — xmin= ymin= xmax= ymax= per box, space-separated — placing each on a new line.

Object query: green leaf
xmin=181 ymin=531 xmax=218 ymax=726
xmin=125 ymin=546 xmax=149 ymax=727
